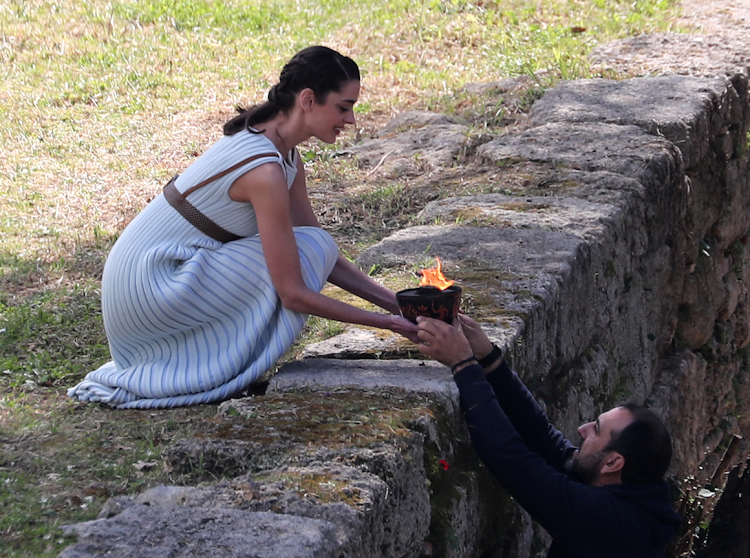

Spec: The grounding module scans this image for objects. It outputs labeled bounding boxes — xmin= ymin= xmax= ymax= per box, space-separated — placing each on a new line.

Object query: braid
xmin=223 ymin=46 xmax=360 ymax=136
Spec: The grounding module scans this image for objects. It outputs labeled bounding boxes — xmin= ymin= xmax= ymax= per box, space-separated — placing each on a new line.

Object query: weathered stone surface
xmin=267 ymin=358 xmax=458 ymax=412
xmin=358 ymin=225 xmax=583 ymax=275
xmin=676 ymin=252 xmax=733 ymax=349
xmin=527 ymin=75 xmax=728 ymax=168
xmin=344 ymin=110 xmax=468 ymax=176
xmin=301 ymin=327 xmax=404 ymax=359
xmin=649 ymin=350 xmax=709 ymax=473
xmin=88 ymin=464 xmax=395 ymax=558
xmin=478 ymin=121 xmax=684 ymax=185
xmin=69 ymin=398 xmax=442 ymax=558
xmin=418 ymin=193 xmax=621 ymax=240
xmin=60 ymin=506 xmax=343 ymax=558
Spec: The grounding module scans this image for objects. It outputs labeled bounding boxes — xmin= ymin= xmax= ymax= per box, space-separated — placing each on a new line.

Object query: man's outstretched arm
xmin=419 ymin=315 xmax=575 ymax=471
xmin=484 ymin=357 xmax=575 ymax=471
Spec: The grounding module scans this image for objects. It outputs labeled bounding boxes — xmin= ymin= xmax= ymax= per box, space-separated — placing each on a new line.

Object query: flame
xmin=419 ymin=257 xmax=454 ymax=290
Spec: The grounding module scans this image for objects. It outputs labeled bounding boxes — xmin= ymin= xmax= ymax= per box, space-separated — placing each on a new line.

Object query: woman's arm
xmin=327 ymin=256 xmax=400 ymax=314
xmin=229 ymin=162 xmax=417 ymax=340
xmin=287 ymin=157 xmax=401 ymax=315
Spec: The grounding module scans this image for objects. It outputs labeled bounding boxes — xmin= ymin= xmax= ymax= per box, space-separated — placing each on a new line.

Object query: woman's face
xmin=307 ymin=80 xmax=360 ymax=144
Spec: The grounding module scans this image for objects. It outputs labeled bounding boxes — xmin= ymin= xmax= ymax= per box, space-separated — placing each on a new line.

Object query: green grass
xmin=1 ymin=0 xmax=680 ymax=254
xmin=0 ymin=399 xmax=216 ymax=557
xmin=0 ymin=0 xmax=682 ymax=555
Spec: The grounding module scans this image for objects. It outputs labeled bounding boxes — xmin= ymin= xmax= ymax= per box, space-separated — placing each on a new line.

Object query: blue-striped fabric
xmin=68 ymin=132 xmax=338 ymax=409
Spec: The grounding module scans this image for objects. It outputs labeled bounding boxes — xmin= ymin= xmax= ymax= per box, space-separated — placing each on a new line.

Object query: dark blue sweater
xmin=453 ymin=360 xmax=682 ymax=558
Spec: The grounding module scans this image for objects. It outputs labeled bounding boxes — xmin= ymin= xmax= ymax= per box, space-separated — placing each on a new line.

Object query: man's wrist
xmin=477 ymin=344 xmax=503 ymax=372
xmin=450 ymin=356 xmax=478 ymax=375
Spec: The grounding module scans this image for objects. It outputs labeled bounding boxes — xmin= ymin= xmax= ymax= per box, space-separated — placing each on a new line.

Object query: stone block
xmin=60 ymin=506 xmax=344 ymax=558
xmin=527 ymin=76 xmax=727 ymax=168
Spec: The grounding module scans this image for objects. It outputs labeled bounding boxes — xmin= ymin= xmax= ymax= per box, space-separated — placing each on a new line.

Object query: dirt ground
xmin=678 ymin=0 xmax=750 ymax=35
xmin=590 ymin=0 xmax=750 ymax=77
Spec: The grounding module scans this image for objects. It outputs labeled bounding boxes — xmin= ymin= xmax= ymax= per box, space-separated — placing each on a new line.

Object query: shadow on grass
xmin=0 ymin=234 xmax=117 ymax=388
xmin=0 ymin=234 xmax=224 ymax=558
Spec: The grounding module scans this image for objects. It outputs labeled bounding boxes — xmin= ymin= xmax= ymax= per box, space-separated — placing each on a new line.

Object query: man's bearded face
xmin=566 ymin=448 xmax=606 ymax=485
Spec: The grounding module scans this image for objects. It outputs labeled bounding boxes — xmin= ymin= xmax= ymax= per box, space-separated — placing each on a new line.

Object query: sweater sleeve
xmin=453 ymin=364 xmax=634 ymax=553
xmin=483 ymin=359 xmax=576 ymax=471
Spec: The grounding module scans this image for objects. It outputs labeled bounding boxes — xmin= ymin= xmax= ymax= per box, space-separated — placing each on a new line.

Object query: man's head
xmin=567 ymin=403 xmax=673 ymax=487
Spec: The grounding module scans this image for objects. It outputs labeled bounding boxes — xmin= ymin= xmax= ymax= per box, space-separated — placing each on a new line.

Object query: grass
xmin=1 ymin=0 xmax=682 ymax=555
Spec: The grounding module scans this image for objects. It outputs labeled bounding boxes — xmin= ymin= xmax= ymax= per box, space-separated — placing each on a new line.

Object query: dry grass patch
xmin=0 ymin=0 xmax=685 ymax=555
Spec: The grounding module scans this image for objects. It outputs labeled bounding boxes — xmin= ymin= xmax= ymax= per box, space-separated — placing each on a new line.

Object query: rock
xmin=527 ymin=75 xmax=728 ymax=168
xmin=134 ymin=485 xmax=204 ymax=507
xmin=267 ymin=358 xmax=458 ymax=414
xmin=301 ymin=327 xmax=404 ymax=359
xmin=96 ymin=496 xmax=135 ymax=519
xmin=418 ymin=193 xmax=621 ymax=240
xmin=344 ymin=110 xmax=468 ymax=176
xmin=649 ymin=350 xmax=709 ymax=475
xmin=477 ymin=121 xmax=684 ymax=185
xmin=59 ymin=505 xmax=344 ymax=558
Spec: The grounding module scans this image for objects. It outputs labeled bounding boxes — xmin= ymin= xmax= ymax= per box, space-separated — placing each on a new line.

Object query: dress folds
xmin=68 ymin=131 xmax=338 ymax=409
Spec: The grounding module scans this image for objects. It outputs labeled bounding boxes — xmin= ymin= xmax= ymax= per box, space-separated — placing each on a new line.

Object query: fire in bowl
xmin=397 ymin=285 xmax=462 ymax=324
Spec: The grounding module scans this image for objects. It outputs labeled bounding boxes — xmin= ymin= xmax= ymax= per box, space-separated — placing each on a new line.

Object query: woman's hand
xmin=456 ymin=314 xmax=494 ymax=360
xmin=387 ymin=315 xmax=421 ymax=343
xmin=416 ymin=317 xmax=474 ymax=368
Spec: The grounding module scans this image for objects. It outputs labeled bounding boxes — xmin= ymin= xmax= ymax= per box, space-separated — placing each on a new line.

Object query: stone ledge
xmin=59 ymin=34 xmax=750 ymax=558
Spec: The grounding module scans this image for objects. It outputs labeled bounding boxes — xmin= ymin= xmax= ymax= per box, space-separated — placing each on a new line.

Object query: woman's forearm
xmin=280 ymin=284 xmax=397 ymax=329
xmin=326 ymin=255 xmax=400 ymax=314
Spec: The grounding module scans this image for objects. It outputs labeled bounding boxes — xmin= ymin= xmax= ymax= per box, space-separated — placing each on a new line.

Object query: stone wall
xmin=478 ymin=73 xmax=750 ymax=479
xmin=59 ymin=63 xmax=750 ymax=558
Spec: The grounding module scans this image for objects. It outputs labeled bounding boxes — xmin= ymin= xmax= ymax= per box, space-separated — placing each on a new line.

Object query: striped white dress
xmin=68 ymin=131 xmax=338 ymax=409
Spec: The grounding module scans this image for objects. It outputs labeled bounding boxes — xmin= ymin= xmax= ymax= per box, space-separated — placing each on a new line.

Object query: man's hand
xmin=416 ymin=317 xmax=474 ymax=369
xmin=457 ymin=314 xmax=494 ymax=360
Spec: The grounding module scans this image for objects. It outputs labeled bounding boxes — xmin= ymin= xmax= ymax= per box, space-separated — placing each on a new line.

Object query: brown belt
xmin=163 ymin=151 xmax=279 ymax=243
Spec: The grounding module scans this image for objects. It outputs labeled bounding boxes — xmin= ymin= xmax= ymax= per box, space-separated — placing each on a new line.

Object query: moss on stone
xmin=214 ymin=389 xmax=437 ymax=448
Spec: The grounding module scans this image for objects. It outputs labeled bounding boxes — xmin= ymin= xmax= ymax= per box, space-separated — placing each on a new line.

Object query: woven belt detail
xmin=163 ymin=177 xmax=242 ymax=243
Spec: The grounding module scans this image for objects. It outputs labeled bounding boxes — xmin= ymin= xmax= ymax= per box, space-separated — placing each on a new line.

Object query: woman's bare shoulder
xmin=228 ymin=159 xmax=289 ymax=203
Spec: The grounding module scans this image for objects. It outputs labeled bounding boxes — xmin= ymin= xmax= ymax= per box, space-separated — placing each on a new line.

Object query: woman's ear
xmin=298 ymin=88 xmax=315 ymax=111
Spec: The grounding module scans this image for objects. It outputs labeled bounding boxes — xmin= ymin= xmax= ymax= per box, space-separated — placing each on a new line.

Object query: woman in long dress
xmin=68 ymin=46 xmax=418 ymax=409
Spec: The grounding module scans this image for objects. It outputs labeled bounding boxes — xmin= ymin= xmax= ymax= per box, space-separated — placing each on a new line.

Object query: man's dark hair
xmin=604 ymin=402 xmax=672 ymax=485
xmin=224 ymin=45 xmax=360 ymax=136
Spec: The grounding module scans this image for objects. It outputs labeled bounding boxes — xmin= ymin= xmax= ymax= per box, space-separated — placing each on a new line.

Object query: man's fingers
xmin=416 ymin=325 xmax=435 ymax=339
xmin=417 ymin=316 xmax=450 ymax=332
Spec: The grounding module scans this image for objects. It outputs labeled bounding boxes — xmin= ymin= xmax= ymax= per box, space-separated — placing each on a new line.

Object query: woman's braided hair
xmin=224 ymin=46 xmax=360 ymax=136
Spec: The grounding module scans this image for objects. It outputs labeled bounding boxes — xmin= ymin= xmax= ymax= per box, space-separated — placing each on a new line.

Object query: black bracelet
xmin=477 ymin=344 xmax=502 ymax=369
xmin=451 ymin=356 xmax=478 ymax=374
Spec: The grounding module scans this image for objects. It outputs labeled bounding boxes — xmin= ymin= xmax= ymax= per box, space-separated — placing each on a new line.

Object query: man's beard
xmin=565 ymin=450 xmax=606 ymax=485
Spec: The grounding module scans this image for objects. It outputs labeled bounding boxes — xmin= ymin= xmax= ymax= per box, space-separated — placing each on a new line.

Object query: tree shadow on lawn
xmin=0 ymin=235 xmax=222 ymax=558
xmin=0 ymin=235 xmax=115 ymax=389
